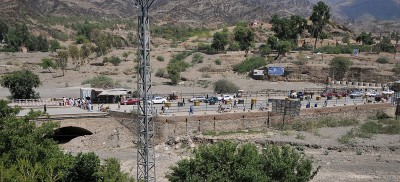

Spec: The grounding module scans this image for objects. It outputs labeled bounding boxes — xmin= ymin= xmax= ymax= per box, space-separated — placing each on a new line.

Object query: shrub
xmin=166 ymin=141 xmax=312 ymax=182
xmin=376 ymin=57 xmax=389 ymax=64
xmin=295 ymin=52 xmax=308 ymax=65
xmin=192 ymin=53 xmax=204 ymax=64
xmin=156 ymin=55 xmax=165 ymax=62
xmin=214 ymin=79 xmax=240 ymax=94
xmin=393 ymin=63 xmax=400 ymax=75
xmin=81 ymin=75 xmax=120 ymax=88
xmin=329 ymin=57 xmax=352 ymax=80
xmin=110 ymin=56 xmax=122 ymax=66
xmin=155 ymin=68 xmax=166 ymax=77
xmin=233 ymin=57 xmax=266 ymax=73
xmin=103 ymin=57 xmax=109 ymax=63
xmin=215 ymin=59 xmax=222 ymax=65
xmin=376 ymin=110 xmax=391 ymax=119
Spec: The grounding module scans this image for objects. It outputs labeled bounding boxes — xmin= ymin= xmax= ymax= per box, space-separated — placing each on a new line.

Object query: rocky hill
xmin=0 ymin=0 xmax=314 ymax=26
xmin=2 ymin=0 xmax=400 ymax=28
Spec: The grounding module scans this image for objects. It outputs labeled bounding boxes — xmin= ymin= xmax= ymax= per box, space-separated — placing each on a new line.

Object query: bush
xmin=103 ymin=57 xmax=109 ymax=63
xmin=81 ymin=75 xmax=120 ymax=88
xmin=155 ymin=68 xmax=166 ymax=77
xmin=315 ymin=45 xmax=371 ymax=54
xmin=329 ymin=57 xmax=352 ymax=80
xmin=166 ymin=141 xmax=312 ymax=182
xmin=156 ymin=55 xmax=165 ymax=62
xmin=192 ymin=53 xmax=204 ymax=64
xmin=110 ymin=56 xmax=122 ymax=66
xmin=214 ymin=79 xmax=240 ymax=94
xmin=393 ymin=63 xmax=400 ymax=75
xmin=376 ymin=57 xmax=389 ymax=64
xmin=215 ymin=59 xmax=222 ymax=65
xmin=233 ymin=57 xmax=266 ymax=73
xmin=295 ymin=52 xmax=308 ymax=65
xmin=376 ymin=110 xmax=391 ymax=119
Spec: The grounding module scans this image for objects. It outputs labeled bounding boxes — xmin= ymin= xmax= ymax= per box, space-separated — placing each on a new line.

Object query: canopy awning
xmin=98 ymin=90 xmax=127 ymax=96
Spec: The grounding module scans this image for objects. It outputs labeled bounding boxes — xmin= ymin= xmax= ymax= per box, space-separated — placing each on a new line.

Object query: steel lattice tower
xmin=135 ymin=0 xmax=156 ymax=181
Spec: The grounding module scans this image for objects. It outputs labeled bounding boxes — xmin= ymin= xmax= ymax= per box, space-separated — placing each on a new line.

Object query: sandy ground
xmin=56 ymin=116 xmax=400 ymax=182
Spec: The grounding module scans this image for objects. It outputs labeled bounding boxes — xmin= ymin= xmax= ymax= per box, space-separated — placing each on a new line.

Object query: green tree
xmin=0 ymin=102 xmax=134 ymax=181
xmin=0 ymin=19 xmax=9 ymax=41
xmin=82 ymin=75 xmax=119 ymax=88
xmin=167 ymin=64 xmax=182 ymax=85
xmin=276 ymin=40 xmax=294 ymax=57
xmin=267 ymin=35 xmax=279 ymax=50
xmin=97 ymin=158 xmax=134 ymax=182
xmin=56 ymin=50 xmax=69 ymax=76
xmin=110 ymin=56 xmax=122 ymax=66
xmin=69 ymin=45 xmax=80 ymax=67
xmin=375 ymin=36 xmax=395 ymax=53
xmin=330 ymin=57 xmax=352 ymax=80
xmin=40 ymin=58 xmax=57 ymax=73
xmin=234 ymin=26 xmax=254 ymax=56
xmin=37 ymin=35 xmax=49 ymax=52
xmin=0 ymin=70 xmax=41 ymax=99
xmin=356 ymin=32 xmax=374 ymax=45
xmin=25 ymin=34 xmax=38 ymax=51
xmin=80 ymin=43 xmax=93 ymax=62
xmin=391 ymin=31 xmax=400 ymax=59
xmin=259 ymin=44 xmax=272 ymax=57
xmin=167 ymin=141 xmax=312 ymax=182
xmin=227 ymin=42 xmax=240 ymax=51
xmin=213 ymin=79 xmax=240 ymax=93
xmin=68 ymin=152 xmax=100 ymax=182
xmin=271 ymin=15 xmax=307 ymax=41
xmin=211 ymin=31 xmax=229 ymax=51
xmin=49 ymin=39 xmax=61 ymax=52
xmin=342 ymin=33 xmax=350 ymax=45
xmin=309 ymin=1 xmax=331 ymax=50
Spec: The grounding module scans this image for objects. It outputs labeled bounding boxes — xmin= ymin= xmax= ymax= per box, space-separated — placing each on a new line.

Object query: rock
xmin=174 ymin=136 xmax=181 ymax=144
xmin=175 ymin=144 xmax=180 ymax=150
xmin=190 ymin=143 xmax=196 ymax=148
xmin=164 ymin=146 xmax=169 ymax=151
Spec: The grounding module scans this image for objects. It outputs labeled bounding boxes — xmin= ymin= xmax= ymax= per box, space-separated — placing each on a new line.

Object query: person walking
xmin=189 ymin=105 xmax=194 ymax=115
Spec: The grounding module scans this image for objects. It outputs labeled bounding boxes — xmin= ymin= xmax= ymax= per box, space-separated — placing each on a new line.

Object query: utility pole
xmin=135 ymin=0 xmax=156 ymax=181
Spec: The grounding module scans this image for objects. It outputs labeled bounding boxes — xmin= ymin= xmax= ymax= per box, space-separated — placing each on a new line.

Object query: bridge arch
xmin=53 ymin=126 xmax=93 ymax=144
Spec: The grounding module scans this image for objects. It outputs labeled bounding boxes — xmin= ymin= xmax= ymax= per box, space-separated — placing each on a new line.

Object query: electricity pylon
xmin=135 ymin=0 xmax=156 ymax=181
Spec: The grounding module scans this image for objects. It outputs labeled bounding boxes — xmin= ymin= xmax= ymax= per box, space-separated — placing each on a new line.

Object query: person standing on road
xmin=189 ymin=105 xmax=194 ymax=115
xmin=183 ymin=98 xmax=185 ymax=106
xmin=234 ymin=99 xmax=237 ymax=108
xmin=324 ymin=99 xmax=328 ymax=107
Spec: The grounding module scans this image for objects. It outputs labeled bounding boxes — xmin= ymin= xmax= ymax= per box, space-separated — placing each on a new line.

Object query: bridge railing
xmin=10 ymin=99 xmax=61 ymax=107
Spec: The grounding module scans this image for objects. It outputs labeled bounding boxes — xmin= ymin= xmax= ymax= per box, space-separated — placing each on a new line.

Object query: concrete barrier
xmin=353 ymin=82 xmax=358 ymax=86
xmin=347 ymin=82 xmax=352 ymax=85
xmin=342 ymin=81 xmax=347 ymax=85
xmin=370 ymin=83 xmax=376 ymax=87
xmin=376 ymin=83 xmax=382 ymax=87
xmin=335 ymin=81 xmax=341 ymax=84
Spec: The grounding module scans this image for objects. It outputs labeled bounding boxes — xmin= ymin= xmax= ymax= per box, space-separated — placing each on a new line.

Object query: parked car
xmin=204 ymin=97 xmax=219 ymax=103
xmin=189 ymin=96 xmax=205 ymax=102
xmin=382 ymin=89 xmax=394 ymax=95
xmin=121 ymin=98 xmax=139 ymax=105
xmin=365 ymin=90 xmax=380 ymax=97
xmin=151 ymin=97 xmax=167 ymax=104
xmin=350 ymin=91 xmax=364 ymax=98
xmin=217 ymin=95 xmax=234 ymax=101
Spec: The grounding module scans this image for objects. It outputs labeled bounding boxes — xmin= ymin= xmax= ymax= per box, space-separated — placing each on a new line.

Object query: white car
xmin=365 ymin=90 xmax=379 ymax=97
xmin=217 ymin=95 xmax=234 ymax=101
xmin=151 ymin=97 xmax=167 ymax=104
xmin=189 ymin=96 xmax=205 ymax=102
xmin=382 ymin=89 xmax=394 ymax=95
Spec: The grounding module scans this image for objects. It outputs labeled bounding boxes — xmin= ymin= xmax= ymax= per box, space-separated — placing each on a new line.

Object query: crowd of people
xmin=61 ymin=97 xmax=94 ymax=112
